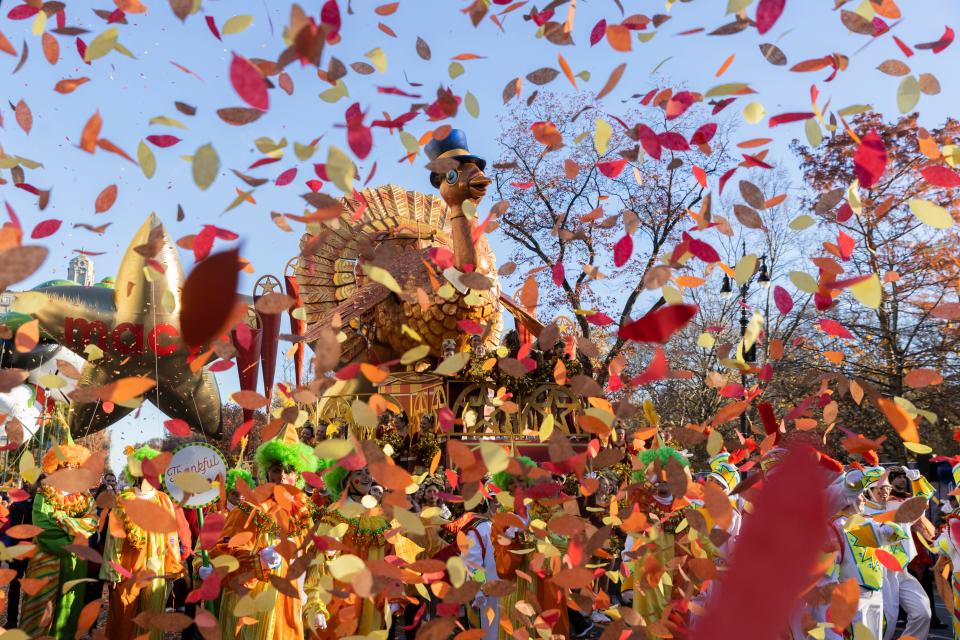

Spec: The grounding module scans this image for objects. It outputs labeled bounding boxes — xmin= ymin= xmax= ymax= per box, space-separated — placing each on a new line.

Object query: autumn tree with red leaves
xmin=491 ymin=91 xmax=731 ymax=385
xmin=792 ymin=112 xmax=960 ymax=457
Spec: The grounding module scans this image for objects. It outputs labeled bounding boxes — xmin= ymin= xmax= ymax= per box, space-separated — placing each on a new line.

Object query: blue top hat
xmin=424 ymin=129 xmax=486 ymax=172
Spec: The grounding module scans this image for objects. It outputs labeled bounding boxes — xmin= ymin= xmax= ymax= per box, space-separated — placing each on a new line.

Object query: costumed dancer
xmin=704 ymin=451 xmax=744 ymax=559
xmin=211 ymin=425 xmax=316 ymax=640
xmin=454 ymin=487 xmax=499 ymax=640
xmin=830 ymin=466 xmax=914 ymax=639
xmin=224 ymin=467 xmax=256 ymax=512
xmin=622 ymin=446 xmax=706 ymax=635
xmin=934 ymin=461 xmax=960 ymax=639
xmin=18 ymin=440 xmax=98 ymax=639
xmin=304 ymin=463 xmax=392 ymax=639
xmin=102 ymin=446 xmax=184 ymax=640
xmin=490 ymin=455 xmax=536 ymax=640
xmin=864 ymin=467 xmax=935 ymax=640
xmin=526 ymin=471 xmax=572 ymax=640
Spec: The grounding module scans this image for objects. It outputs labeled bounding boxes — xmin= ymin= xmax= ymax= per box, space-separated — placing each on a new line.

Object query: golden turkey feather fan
xmin=296 ymin=184 xmax=511 ymax=368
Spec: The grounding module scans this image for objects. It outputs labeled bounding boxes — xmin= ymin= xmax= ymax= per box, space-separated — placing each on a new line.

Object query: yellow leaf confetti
xmin=327 ymin=145 xmax=355 ymax=192
xmin=850 ymin=273 xmax=881 ymax=309
xmin=908 ymin=198 xmax=954 ymax=229
xmin=222 ymin=15 xmax=253 ymax=35
xmin=594 ymin=119 xmax=612 ymax=155
xmin=365 ymin=47 xmax=388 ymax=73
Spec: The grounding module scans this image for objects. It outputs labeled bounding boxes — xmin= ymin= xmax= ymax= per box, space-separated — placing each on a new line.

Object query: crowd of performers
xmin=5 ymin=420 xmax=960 ymax=640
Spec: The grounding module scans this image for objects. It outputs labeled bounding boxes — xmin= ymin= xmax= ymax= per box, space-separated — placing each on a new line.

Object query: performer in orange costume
xmin=101 ymin=446 xmax=184 ymax=640
xmin=210 ymin=426 xmax=317 ymax=640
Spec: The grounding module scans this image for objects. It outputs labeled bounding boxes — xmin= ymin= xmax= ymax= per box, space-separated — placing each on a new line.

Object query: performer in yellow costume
xmin=19 ymin=441 xmax=98 ymax=639
xmin=623 ymin=446 xmax=706 ymax=636
xmin=211 ymin=425 xmax=317 ymax=640
xmin=101 ymin=446 xmax=184 ymax=640
xmin=304 ymin=463 xmax=392 ymax=639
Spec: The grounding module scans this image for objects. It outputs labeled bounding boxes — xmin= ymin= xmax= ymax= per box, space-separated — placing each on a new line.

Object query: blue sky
xmin=2 ymin=0 xmax=957 ymax=470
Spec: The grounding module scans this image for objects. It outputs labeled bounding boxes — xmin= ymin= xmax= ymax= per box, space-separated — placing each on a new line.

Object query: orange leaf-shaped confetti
xmin=360 ymin=363 xmax=389 ymax=384
xmin=904 ymin=368 xmax=943 ymax=389
xmin=606 ymin=24 xmax=631 ymax=52
xmin=558 ymin=53 xmax=576 ymax=88
xmin=877 ymin=397 xmax=919 ymax=443
xmin=0 ymin=30 xmax=15 ymax=56
xmin=95 ymin=184 xmax=118 ymax=213
xmin=715 ymin=53 xmax=734 ymax=77
xmin=20 ymin=578 xmax=51 ymax=597
xmin=116 ymin=0 xmax=149 ymax=12
xmin=375 ymin=2 xmax=399 ymax=15
xmin=54 ymin=77 xmax=90 ymax=94
xmin=121 ymin=497 xmax=179 ymax=534
xmin=15 ymin=319 xmax=39 ymax=353
xmin=828 ymin=579 xmax=859 ymax=631
xmin=5 ymin=524 xmax=43 ymax=539
xmin=595 ymin=63 xmax=626 ymax=100
xmin=674 ymin=276 xmax=706 ymax=288
xmin=76 ymin=599 xmax=102 ymax=637
xmin=80 ymin=111 xmax=102 ymax=153
xmin=15 ymin=99 xmax=31 ymax=134
xmin=703 ymin=481 xmax=733 ymax=530
xmin=41 ymin=32 xmax=59 ymax=65
xmin=97 ymin=377 xmax=157 ymax=403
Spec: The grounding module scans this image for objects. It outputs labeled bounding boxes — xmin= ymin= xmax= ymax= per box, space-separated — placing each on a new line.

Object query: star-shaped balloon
xmin=27 ymin=214 xmax=222 ymax=438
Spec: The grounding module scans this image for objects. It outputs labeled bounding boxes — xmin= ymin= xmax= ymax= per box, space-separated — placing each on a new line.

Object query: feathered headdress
xmin=41 ymin=443 xmax=92 ymax=475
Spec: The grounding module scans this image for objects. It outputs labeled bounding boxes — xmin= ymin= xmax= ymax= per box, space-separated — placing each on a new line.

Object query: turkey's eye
xmin=445 ymin=169 xmax=459 ymax=185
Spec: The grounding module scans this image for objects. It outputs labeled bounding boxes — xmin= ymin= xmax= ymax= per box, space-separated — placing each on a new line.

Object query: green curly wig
xmin=124 ymin=446 xmax=161 ymax=485
xmin=255 ymin=439 xmax=319 ymax=486
xmin=226 ymin=468 xmax=255 ymax=494
xmin=323 ymin=465 xmax=350 ymax=501
xmin=632 ymin=446 xmax=689 ymax=483
xmin=491 ymin=455 xmax=537 ymax=491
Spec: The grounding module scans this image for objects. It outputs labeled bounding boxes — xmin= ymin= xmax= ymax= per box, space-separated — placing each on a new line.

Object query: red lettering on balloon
xmin=149 ymin=324 xmax=180 ymax=357
xmin=111 ymin=322 xmax=144 ymax=355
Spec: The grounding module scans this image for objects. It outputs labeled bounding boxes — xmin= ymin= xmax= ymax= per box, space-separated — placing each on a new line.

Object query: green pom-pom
xmin=124 ymin=446 xmax=161 ymax=485
xmin=491 ymin=455 xmax=537 ymax=491
xmin=632 ymin=447 xmax=689 ymax=483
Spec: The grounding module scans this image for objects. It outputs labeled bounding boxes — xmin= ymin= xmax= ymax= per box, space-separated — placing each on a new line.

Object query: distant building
xmin=0 ymin=291 xmax=14 ymax=314
xmin=67 ymin=255 xmax=94 ymax=286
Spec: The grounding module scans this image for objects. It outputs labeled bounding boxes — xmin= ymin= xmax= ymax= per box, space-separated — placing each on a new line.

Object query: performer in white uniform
xmin=461 ymin=493 xmax=499 ymax=640
xmin=864 ymin=467 xmax=934 ymax=640
xmin=832 ymin=467 xmax=913 ymax=639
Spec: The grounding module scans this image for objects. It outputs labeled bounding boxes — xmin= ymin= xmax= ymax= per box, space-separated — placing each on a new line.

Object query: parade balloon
xmin=27 ymin=345 xmax=87 ymax=405
xmin=16 ymin=214 xmax=225 ymax=438
xmin=0 ymin=385 xmax=41 ymax=439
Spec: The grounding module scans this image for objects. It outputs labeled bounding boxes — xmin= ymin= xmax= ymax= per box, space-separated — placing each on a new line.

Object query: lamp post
xmin=719 ymin=243 xmax=770 ymax=434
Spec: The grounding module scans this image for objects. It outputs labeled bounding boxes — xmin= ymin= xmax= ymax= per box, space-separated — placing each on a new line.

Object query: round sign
xmin=164 ymin=442 xmax=228 ymax=508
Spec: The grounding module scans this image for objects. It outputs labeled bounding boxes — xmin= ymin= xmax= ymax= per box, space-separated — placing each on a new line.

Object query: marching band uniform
xmin=623 ymin=447 xmax=708 ymax=636
xmin=459 ymin=509 xmax=499 ymax=640
xmin=935 ymin=462 xmax=960 ymax=640
xmin=831 ymin=467 xmax=910 ymax=639
xmin=863 ymin=468 xmax=935 ymax=640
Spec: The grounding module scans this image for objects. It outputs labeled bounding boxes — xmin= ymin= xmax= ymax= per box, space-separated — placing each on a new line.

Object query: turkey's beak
xmin=468 ymin=174 xmax=491 ymax=200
